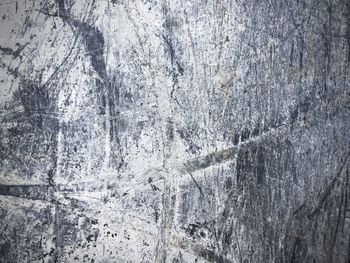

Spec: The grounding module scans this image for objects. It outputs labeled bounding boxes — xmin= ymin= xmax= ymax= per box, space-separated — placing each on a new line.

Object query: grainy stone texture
xmin=0 ymin=0 xmax=350 ymax=262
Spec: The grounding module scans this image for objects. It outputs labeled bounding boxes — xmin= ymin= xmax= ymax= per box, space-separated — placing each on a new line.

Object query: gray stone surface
xmin=0 ymin=0 xmax=349 ymax=262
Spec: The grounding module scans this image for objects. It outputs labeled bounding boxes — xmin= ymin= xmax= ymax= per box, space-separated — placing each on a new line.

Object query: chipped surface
xmin=0 ymin=0 xmax=350 ymax=262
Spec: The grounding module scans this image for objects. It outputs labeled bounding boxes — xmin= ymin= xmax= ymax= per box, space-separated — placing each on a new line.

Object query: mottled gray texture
xmin=0 ymin=0 xmax=350 ymax=262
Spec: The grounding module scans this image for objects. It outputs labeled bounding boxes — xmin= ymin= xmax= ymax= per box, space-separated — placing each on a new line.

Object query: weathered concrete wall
xmin=0 ymin=0 xmax=349 ymax=262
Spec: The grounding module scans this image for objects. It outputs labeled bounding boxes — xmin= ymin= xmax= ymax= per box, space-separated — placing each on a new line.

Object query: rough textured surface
xmin=0 ymin=0 xmax=350 ymax=262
